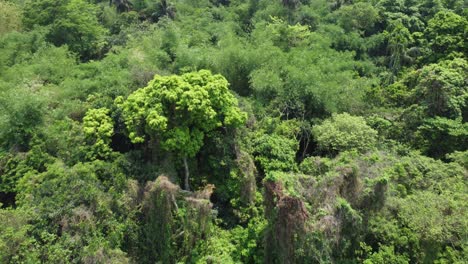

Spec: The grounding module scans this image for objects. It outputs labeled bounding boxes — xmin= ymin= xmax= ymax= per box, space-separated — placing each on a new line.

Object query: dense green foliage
xmin=0 ymin=0 xmax=466 ymax=263
xmin=0 ymin=1 xmax=22 ymax=35
xmin=312 ymin=113 xmax=378 ymax=154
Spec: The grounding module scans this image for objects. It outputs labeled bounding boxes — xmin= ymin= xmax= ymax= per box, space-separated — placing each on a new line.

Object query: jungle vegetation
xmin=0 ymin=0 xmax=467 ymax=263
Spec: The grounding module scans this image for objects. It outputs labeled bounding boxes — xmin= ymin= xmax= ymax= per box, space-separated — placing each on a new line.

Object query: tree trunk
xmin=183 ymin=156 xmax=190 ymax=191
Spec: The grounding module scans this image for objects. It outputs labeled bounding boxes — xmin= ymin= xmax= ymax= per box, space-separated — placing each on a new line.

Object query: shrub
xmin=312 ymin=113 xmax=378 ymax=154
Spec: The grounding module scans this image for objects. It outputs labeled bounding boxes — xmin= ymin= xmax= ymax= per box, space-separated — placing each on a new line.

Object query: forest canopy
xmin=0 ymin=0 xmax=467 ymax=263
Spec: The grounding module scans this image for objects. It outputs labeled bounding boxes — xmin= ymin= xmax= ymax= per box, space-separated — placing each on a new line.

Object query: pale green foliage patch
xmin=0 ymin=0 xmax=22 ymax=36
xmin=313 ymin=113 xmax=378 ymax=154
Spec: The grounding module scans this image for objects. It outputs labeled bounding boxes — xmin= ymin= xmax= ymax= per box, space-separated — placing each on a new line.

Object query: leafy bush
xmin=0 ymin=0 xmax=22 ymax=36
xmin=83 ymin=108 xmax=114 ymax=160
xmin=23 ymin=0 xmax=108 ymax=59
xmin=0 ymin=88 xmax=45 ymax=151
xmin=312 ymin=113 xmax=378 ymax=154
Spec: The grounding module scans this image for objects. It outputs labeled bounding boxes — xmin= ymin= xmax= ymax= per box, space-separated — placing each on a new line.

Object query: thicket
xmin=0 ymin=0 xmax=466 ymax=263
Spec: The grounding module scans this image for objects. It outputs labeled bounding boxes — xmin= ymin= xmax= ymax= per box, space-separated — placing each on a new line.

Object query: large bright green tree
xmin=117 ymin=70 xmax=246 ymax=190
